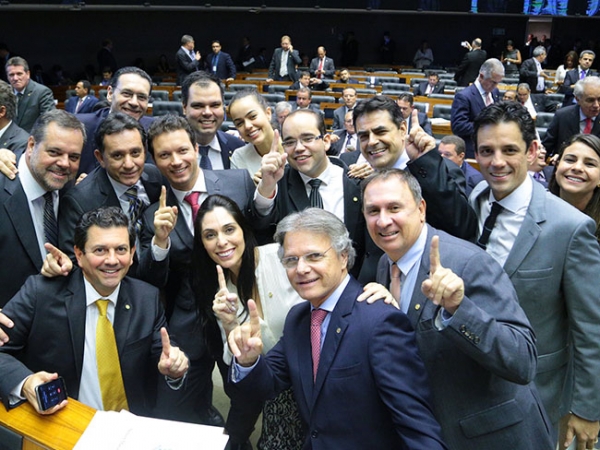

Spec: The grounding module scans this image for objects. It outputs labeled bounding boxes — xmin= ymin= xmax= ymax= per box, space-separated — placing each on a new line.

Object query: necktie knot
xmin=308 ymin=179 xmax=324 ymax=209
xmin=184 ymin=191 xmax=201 ymax=223
xmin=477 ymin=202 xmax=503 ymax=250
xmin=96 ymin=299 xmax=109 ymax=317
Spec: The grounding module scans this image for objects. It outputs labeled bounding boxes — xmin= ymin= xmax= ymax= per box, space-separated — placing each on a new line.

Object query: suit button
xmin=474 ymin=336 xmax=480 ymax=344
xmin=418 ymin=168 xmax=427 ymax=178
xmin=460 ymin=324 xmax=467 ymax=332
xmin=311 ymin=430 xmax=319 ymax=438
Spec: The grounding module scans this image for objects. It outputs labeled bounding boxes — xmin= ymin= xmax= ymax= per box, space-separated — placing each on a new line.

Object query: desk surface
xmin=0 ymin=398 xmax=95 ymax=450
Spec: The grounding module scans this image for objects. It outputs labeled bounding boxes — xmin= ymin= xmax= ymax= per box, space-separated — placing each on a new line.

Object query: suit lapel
xmin=17 ymin=84 xmax=32 ymax=122
xmin=169 ymin=188 xmax=193 ymax=250
xmin=287 ymin=169 xmax=310 ymax=211
xmin=64 ymin=272 xmax=88 ymax=382
xmin=97 ymin=168 xmax=120 ymax=206
xmin=141 ymin=167 xmax=161 ymax=203
xmin=408 ymin=226 xmax=439 ymax=325
xmin=113 ymin=279 xmax=134 ymax=355
xmin=295 ymin=305 xmax=314 ymax=411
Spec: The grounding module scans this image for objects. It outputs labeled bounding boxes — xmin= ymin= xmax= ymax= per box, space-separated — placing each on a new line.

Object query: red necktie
xmin=184 ymin=191 xmax=200 ymax=223
xmin=317 ymin=59 xmax=324 ymax=79
xmin=311 ymin=308 xmax=328 ymax=382
xmin=584 ymin=118 xmax=594 ymax=134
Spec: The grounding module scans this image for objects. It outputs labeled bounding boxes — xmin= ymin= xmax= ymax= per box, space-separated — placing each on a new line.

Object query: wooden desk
xmin=0 ymin=398 xmax=95 ymax=450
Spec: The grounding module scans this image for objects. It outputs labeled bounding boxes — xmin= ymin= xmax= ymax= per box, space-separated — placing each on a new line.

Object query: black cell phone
xmin=35 ymin=377 xmax=68 ymax=411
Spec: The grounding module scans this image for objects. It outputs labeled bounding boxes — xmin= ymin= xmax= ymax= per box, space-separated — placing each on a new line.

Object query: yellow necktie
xmin=96 ymin=299 xmax=129 ymax=411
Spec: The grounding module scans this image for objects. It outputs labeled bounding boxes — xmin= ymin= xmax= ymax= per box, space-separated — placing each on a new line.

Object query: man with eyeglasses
xmin=227 ymin=208 xmax=447 ymax=449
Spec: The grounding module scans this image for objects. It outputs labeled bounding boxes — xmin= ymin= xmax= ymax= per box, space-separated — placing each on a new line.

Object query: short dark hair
xmin=473 ymin=101 xmax=536 ymax=151
xmin=74 ymin=206 xmax=135 ymax=251
xmin=31 ymin=109 xmax=87 ymax=147
xmin=440 ymin=135 xmax=466 ymax=156
xmin=109 ymin=66 xmax=153 ymax=93
xmin=147 ymin=114 xmax=196 ymax=158
xmin=299 ymin=71 xmax=310 ymax=78
xmin=353 ymin=95 xmax=404 ymax=129
xmin=95 ymin=112 xmax=146 ymax=154
xmin=397 ymin=92 xmax=414 ymax=105
xmin=361 ymin=168 xmax=423 ymax=205
xmin=0 ymin=80 xmax=16 ymax=120
xmin=282 ymin=109 xmax=326 ymax=136
xmin=79 ymin=80 xmax=91 ymax=93
xmin=297 ymin=87 xmax=312 ymax=98
xmin=181 ymin=71 xmax=223 ymax=107
xmin=228 ymin=89 xmax=268 ymax=117
xmin=426 ymin=71 xmax=439 ymax=79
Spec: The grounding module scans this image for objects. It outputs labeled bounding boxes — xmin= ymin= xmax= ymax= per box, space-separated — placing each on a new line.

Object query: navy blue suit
xmin=542 ymin=104 xmax=600 ymax=156
xmin=560 ymin=68 xmax=598 ymax=107
xmin=216 ymin=130 xmax=244 ymax=169
xmin=205 ymin=51 xmax=236 ymax=80
xmin=65 ymin=95 xmax=98 ymax=114
xmin=228 ymin=276 xmax=448 ymax=450
xmin=451 ymin=84 xmax=500 ymax=158
xmin=461 ymin=160 xmax=484 ymax=196
xmin=413 ymin=80 xmax=445 ymax=96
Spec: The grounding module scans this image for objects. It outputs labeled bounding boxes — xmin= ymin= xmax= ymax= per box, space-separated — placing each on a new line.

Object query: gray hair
xmin=361 ymin=169 xmax=423 ymax=205
xmin=31 ymin=109 xmax=87 ymax=147
xmin=532 ymin=46 xmax=547 ymax=57
xmin=274 ymin=208 xmax=356 ymax=269
xmin=275 ymin=101 xmax=293 ymax=115
xmin=181 ymin=35 xmax=194 ymax=45
xmin=580 ymin=49 xmax=596 ymax=59
xmin=574 ymin=76 xmax=600 ymax=100
xmin=517 ymin=83 xmax=531 ymax=92
xmin=480 ymin=58 xmax=505 ymax=79
xmin=0 ymin=80 xmax=16 ymax=120
xmin=6 ymin=56 xmax=29 ymax=72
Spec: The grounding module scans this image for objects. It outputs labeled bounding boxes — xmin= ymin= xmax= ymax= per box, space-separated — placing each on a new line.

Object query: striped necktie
xmin=43 ymin=191 xmax=59 ymax=247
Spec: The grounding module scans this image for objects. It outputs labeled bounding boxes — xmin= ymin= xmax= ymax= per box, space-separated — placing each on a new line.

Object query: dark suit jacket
xmin=216 ymin=130 xmax=244 ymax=169
xmin=205 ymin=51 xmax=236 ymax=80
xmin=65 ymin=95 xmax=98 ymax=114
xmin=339 ymin=149 xmax=361 ymax=166
xmin=519 ymin=58 xmax=545 ymax=94
xmin=560 ymin=68 xmax=598 ymax=106
xmin=268 ymin=48 xmax=302 ymax=81
xmin=229 ymin=276 xmax=447 ymax=450
xmin=289 ymin=80 xmax=329 ymax=92
xmin=328 ymin=129 xmax=357 ymax=156
xmin=542 ymin=104 xmax=600 ymax=156
xmin=58 ymin=165 xmax=163 ymax=261
xmin=461 ymin=160 xmax=484 ymax=196
xmin=14 ymin=80 xmax=55 ymax=133
xmin=309 ymin=56 xmax=335 ymax=78
xmin=376 ymin=226 xmax=553 ymax=449
xmin=470 ymin=180 xmax=600 ymax=424
xmin=176 ymin=47 xmax=201 ymax=86
xmin=413 ymin=80 xmax=445 ymax=96
xmin=0 ymin=271 xmax=167 ymax=417
xmin=451 ymin=84 xmax=500 ymax=158
xmin=530 ymin=93 xmax=560 ymax=113
xmin=292 ymin=103 xmax=322 ymax=115
xmin=332 ymin=105 xmax=353 ymax=130
xmin=76 ymin=107 xmax=155 ymax=175
xmin=407 ymin=110 xmax=433 ymax=136
xmin=455 ymin=49 xmax=487 ymax=86
xmin=0 ymin=121 xmax=29 ymax=153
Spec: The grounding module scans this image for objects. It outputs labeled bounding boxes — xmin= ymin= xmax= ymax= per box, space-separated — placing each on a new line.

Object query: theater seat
xmin=433 ymin=104 xmax=452 ymax=120
xmin=152 ymin=101 xmax=183 ymax=117
xmin=536 ymin=112 xmax=555 ymax=128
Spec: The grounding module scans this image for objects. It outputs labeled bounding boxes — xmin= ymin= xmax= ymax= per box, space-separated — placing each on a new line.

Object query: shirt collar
xmin=311 ymin=274 xmax=351 ymax=313
xmin=18 ymin=153 xmax=49 ymax=202
xmin=171 ymin=170 xmax=207 ymax=203
xmin=83 ymin=276 xmax=120 ymax=308
xmin=106 ymin=173 xmax=143 ymax=200
xmin=298 ymin=157 xmax=332 ymax=185
xmin=391 ymin=150 xmax=410 ymax=170
xmin=487 ymin=174 xmax=533 ymax=214
xmin=389 ymin=224 xmax=428 ymax=276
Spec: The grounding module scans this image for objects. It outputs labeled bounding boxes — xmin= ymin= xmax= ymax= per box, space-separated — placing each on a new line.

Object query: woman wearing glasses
xmin=193 ymin=194 xmax=393 ymax=449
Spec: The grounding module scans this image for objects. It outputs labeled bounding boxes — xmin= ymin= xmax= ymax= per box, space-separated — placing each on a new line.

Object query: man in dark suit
xmin=560 ymin=50 xmax=596 ymax=107
xmin=332 ymin=87 xmax=357 ymax=130
xmin=65 ymin=80 xmax=98 ymax=115
xmin=471 ymin=101 xmax=600 ymax=448
xmin=516 ymin=83 xmax=560 ymax=118
xmin=97 ymin=38 xmax=117 ymax=74
xmin=235 ymin=36 xmax=255 ymax=72
xmin=176 ymin=34 xmax=201 ymax=87
xmin=454 ymin=38 xmax=487 ymax=86
xmin=519 ymin=46 xmax=550 ymax=94
xmin=0 ymin=207 xmax=188 ymax=416
xmin=543 ymin=76 xmax=600 ymax=156
xmin=228 ymin=208 xmax=447 ymax=449
xmin=413 ymin=72 xmax=445 ymax=96
xmin=292 ymin=87 xmax=322 ymax=115
xmin=181 ymin=72 xmax=243 ymax=169
xmin=5 ymin=57 xmax=55 ymax=133
xmin=288 ymin=71 xmax=329 ymax=92
xmin=58 ymin=113 xmax=162 ymax=262
xmin=76 ymin=66 xmax=155 ymax=175
xmin=451 ymin=58 xmax=504 ymax=158
xmin=267 ymin=35 xmax=302 ymax=82
xmin=0 ymin=110 xmax=84 ymax=308
xmin=337 ymin=68 xmax=359 ymax=85
xmin=396 ymin=92 xmax=432 ymax=136
xmin=205 ymin=40 xmax=236 ymax=81
xmin=364 ymin=170 xmax=553 ymax=449
xmin=0 ymin=80 xmax=29 ymax=152
xmin=309 ymin=46 xmax=335 ymax=79
xmin=438 ymin=135 xmax=483 ymax=196
xmin=329 ymin=110 xmax=357 ymax=156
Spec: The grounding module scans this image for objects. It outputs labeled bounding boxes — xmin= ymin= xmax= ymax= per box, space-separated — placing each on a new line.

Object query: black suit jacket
xmin=455 ymin=49 xmax=487 ymax=86
xmin=519 ymin=58 xmax=545 ymax=94
xmin=205 ymin=51 xmax=236 ymax=80
xmin=0 ymin=271 xmax=167 ymax=417
xmin=268 ymin=48 xmax=302 ymax=81
xmin=176 ymin=47 xmax=200 ymax=86
xmin=1 ymin=121 xmax=29 ymax=153
xmin=407 ymin=111 xmax=433 ymax=137
xmin=530 ymin=94 xmax=560 ymax=113
xmin=14 ymin=80 xmax=55 ymax=133
xmin=413 ymin=80 xmax=445 ymax=96
xmin=542 ymin=104 xmax=600 ymax=156
xmin=560 ymin=68 xmax=599 ymax=107
xmin=58 ymin=165 xmax=163 ymax=261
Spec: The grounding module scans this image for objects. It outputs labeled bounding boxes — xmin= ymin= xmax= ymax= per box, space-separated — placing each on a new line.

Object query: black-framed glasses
xmin=281 ymin=135 xmax=323 ymax=151
xmin=280 ymin=246 xmax=332 ymax=269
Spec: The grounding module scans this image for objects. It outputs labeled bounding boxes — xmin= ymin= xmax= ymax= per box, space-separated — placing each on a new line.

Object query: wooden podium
xmin=0 ymin=398 xmax=95 ymax=450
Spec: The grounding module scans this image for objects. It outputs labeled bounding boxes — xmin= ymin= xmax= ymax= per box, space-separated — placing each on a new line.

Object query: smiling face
xmin=475 ymin=121 xmax=536 ymax=201
xmin=183 ymin=82 xmax=225 ymax=145
xmin=555 ymin=141 xmax=600 ymax=208
xmin=107 ymin=73 xmax=151 ymax=121
xmin=95 ymin=129 xmax=145 ymax=186
xmin=229 ymin=96 xmax=273 ymax=151
xmin=152 ymin=129 xmax=199 ymax=191
xmin=282 ymin=111 xmax=330 ymax=179
xmin=356 ymin=109 xmax=406 ymax=170
xmin=74 ymin=225 xmax=134 ymax=297
xmin=26 ymin=122 xmax=83 ymax=191
xmin=363 ymin=176 xmax=426 ymax=262
xmin=200 ymin=207 xmax=245 ymax=278
xmin=282 ymin=230 xmax=347 ymax=308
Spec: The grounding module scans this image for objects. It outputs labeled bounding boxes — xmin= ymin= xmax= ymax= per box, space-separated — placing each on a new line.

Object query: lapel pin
xmin=414 ymin=304 xmax=421 ymax=310
xmin=353 ymin=197 xmax=358 ymax=202
xmin=125 ymin=304 xmax=131 ymax=310
xmin=336 ymin=328 xmax=341 ymax=333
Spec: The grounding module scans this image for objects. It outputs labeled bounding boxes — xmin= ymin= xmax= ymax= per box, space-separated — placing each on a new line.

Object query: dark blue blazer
xmin=216 ymin=130 xmax=244 ymax=169
xmin=205 ymin=51 xmax=236 ymax=80
xmin=65 ymin=95 xmax=98 ymax=114
xmin=542 ymin=104 xmax=600 ymax=156
xmin=413 ymin=80 xmax=445 ymax=96
xmin=461 ymin=160 xmax=485 ymax=196
xmin=228 ymin=276 xmax=448 ymax=450
xmin=451 ymin=84 xmax=500 ymax=158
xmin=560 ymin=68 xmax=598 ymax=107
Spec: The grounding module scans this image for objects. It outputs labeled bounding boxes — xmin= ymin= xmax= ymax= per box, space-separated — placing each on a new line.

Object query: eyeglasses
xmin=281 ymin=135 xmax=323 ymax=151
xmin=280 ymin=247 xmax=332 ymax=269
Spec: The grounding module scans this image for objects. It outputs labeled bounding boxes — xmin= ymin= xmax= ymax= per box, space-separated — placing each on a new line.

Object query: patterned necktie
xmin=311 ymin=308 xmax=328 ymax=382
xmin=184 ymin=191 xmax=201 ymax=224
xmin=390 ymin=264 xmax=402 ymax=309
xmin=96 ymin=300 xmax=129 ymax=411
xmin=584 ymin=118 xmax=593 ymax=134
xmin=484 ymin=92 xmax=493 ymax=107
xmin=199 ymin=146 xmax=213 ymax=170
xmin=308 ymin=179 xmax=324 ymax=209
xmin=124 ymin=186 xmax=143 ymax=235
xmin=43 ymin=191 xmax=59 ymax=247
xmin=477 ymin=202 xmax=503 ymax=250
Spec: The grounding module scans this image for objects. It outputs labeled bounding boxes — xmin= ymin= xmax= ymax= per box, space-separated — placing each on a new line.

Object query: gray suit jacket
xmin=268 ymin=48 xmax=302 ymax=81
xmin=309 ymin=56 xmax=335 ymax=78
xmin=14 ymin=80 xmax=55 ymax=133
xmin=376 ymin=226 xmax=553 ymax=449
xmin=0 ymin=121 xmax=29 ymax=152
xmin=470 ymin=180 xmax=600 ymax=424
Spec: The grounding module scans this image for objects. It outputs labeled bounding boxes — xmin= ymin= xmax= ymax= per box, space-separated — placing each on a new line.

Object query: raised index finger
xmin=216 ymin=265 xmax=228 ymax=291
xmin=429 ymin=235 xmax=441 ymax=274
xmin=410 ymin=108 xmax=421 ymax=133
xmin=160 ymin=327 xmax=171 ymax=354
xmin=270 ymin=130 xmax=280 ymax=154
xmin=159 ymin=185 xmax=167 ymax=209
xmin=248 ymin=299 xmax=260 ymax=332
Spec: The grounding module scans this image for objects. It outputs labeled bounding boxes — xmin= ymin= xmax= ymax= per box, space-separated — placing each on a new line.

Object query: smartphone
xmin=35 ymin=377 xmax=68 ymax=411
